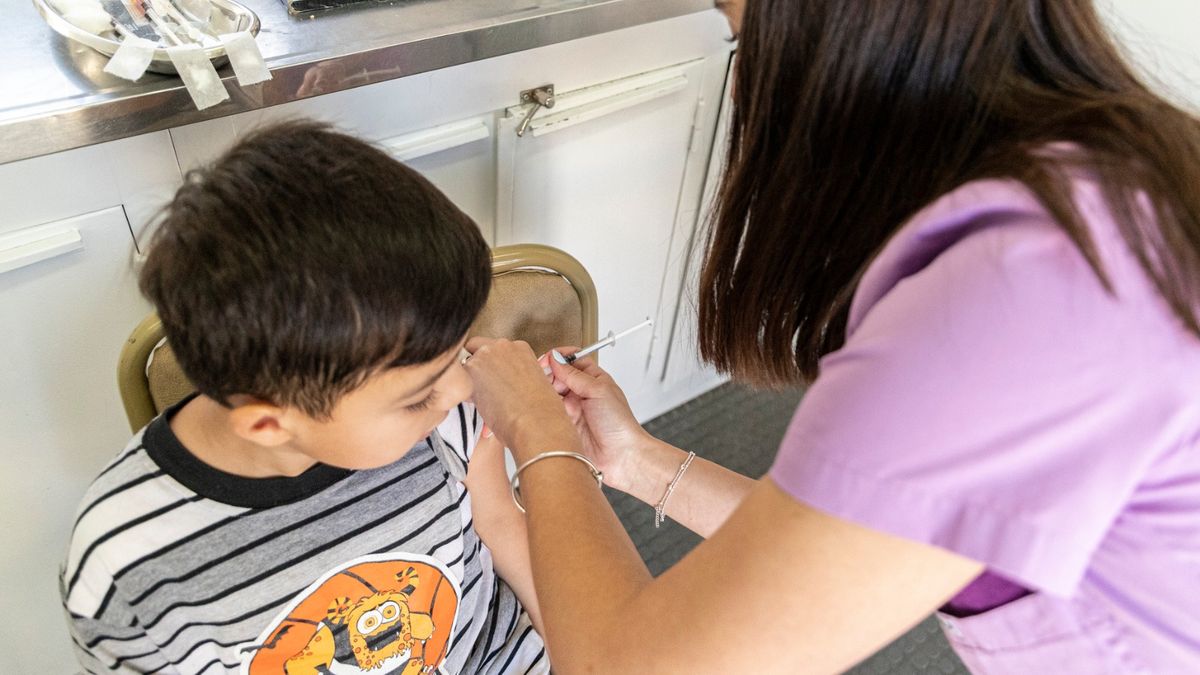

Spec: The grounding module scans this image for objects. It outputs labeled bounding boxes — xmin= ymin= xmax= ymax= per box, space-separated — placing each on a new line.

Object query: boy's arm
xmin=65 ymin=609 xmax=164 ymax=674
xmin=63 ymin=550 xmax=162 ymax=674
xmin=462 ymin=433 xmax=545 ymax=637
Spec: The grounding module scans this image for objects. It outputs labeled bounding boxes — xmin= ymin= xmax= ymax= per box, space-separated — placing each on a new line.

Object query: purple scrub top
xmin=770 ymin=178 xmax=1200 ymax=673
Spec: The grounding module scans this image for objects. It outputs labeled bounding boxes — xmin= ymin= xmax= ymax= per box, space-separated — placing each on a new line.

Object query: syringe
xmin=554 ymin=318 xmax=653 ymax=365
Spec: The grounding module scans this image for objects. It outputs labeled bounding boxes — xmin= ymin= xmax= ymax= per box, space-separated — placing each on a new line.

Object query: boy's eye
xmin=404 ymin=389 xmax=438 ymax=413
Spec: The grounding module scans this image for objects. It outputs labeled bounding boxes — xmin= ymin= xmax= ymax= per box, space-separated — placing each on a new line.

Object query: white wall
xmin=1100 ymin=0 xmax=1200 ymax=111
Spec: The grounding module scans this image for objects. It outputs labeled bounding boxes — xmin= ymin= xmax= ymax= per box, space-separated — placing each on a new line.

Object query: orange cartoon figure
xmin=240 ymin=555 xmax=460 ymax=675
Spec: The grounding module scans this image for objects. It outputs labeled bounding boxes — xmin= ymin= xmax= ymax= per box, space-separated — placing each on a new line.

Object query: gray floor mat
xmin=607 ymin=382 xmax=969 ymax=675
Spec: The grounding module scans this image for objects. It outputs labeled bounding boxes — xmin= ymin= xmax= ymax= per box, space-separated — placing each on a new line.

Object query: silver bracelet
xmin=510 ymin=451 xmax=604 ymax=513
xmin=654 ymin=451 xmax=696 ymax=528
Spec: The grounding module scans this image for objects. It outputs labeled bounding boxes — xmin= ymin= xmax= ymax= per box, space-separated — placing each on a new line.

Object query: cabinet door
xmin=654 ymin=54 xmax=736 ymax=414
xmin=0 ymin=207 xmax=150 ymax=672
xmin=496 ymin=59 xmax=714 ymax=419
xmin=0 ymin=131 xmax=181 ymax=246
xmin=378 ymin=116 xmax=499 ymax=243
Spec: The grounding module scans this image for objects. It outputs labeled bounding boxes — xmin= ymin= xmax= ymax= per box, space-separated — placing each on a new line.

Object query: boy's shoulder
xmin=61 ymin=428 xmax=195 ymax=617
xmin=69 ymin=428 xmax=168 ymax=542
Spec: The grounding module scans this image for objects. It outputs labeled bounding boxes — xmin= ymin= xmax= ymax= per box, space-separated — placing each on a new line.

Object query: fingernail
xmin=551 ymin=350 xmax=568 ymax=365
xmin=542 ymin=366 xmax=552 ymax=376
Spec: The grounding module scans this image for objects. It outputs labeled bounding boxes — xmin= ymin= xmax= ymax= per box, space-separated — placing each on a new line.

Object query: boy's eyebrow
xmin=397 ymin=356 xmax=457 ymax=399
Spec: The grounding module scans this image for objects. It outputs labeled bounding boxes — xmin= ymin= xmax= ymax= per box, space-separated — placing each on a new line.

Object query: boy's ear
xmin=227 ymin=398 xmax=296 ymax=447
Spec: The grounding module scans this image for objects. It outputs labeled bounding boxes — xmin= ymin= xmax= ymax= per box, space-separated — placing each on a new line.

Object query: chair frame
xmin=117 ymin=244 xmax=598 ymax=432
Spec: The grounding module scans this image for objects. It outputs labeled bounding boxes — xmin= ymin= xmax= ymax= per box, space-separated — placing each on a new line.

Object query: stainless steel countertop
xmin=1 ymin=0 xmax=713 ymax=165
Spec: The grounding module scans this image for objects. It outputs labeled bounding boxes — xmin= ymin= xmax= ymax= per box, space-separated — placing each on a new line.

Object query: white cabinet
xmin=496 ymin=56 xmax=731 ymax=419
xmin=0 ymin=129 xmax=179 ymax=674
xmin=0 ymin=206 xmax=152 ymax=672
xmin=653 ymin=57 xmax=735 ymax=414
xmin=0 ymin=131 xmax=182 ymax=242
xmin=385 ymin=117 xmax=499 ymax=239
xmin=0 ymin=206 xmax=150 ymax=469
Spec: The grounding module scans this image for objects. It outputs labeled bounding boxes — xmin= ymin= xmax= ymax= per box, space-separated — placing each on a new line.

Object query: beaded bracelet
xmin=510 ymin=451 xmax=604 ymax=513
xmin=654 ymin=451 xmax=696 ymax=528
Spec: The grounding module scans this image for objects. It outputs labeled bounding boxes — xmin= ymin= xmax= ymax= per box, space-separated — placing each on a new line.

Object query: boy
xmin=60 ymin=121 xmax=546 ymax=674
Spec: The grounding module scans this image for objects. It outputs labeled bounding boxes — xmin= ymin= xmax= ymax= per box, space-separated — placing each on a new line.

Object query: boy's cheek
xmin=299 ymin=425 xmax=405 ymax=470
xmin=421 ymin=408 xmax=452 ymax=436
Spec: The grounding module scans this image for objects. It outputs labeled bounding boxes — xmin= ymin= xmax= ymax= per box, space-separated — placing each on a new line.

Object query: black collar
xmin=144 ymin=394 xmax=353 ymax=509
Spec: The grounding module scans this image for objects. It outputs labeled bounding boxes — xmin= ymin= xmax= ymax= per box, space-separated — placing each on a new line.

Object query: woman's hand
xmin=463 ymin=337 xmax=578 ymax=461
xmin=544 ymin=349 xmax=655 ymax=493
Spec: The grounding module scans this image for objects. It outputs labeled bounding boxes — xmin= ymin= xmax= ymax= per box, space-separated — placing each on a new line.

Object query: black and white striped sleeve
xmin=442 ymin=402 xmax=485 ymax=466
xmin=65 ymin=612 xmax=171 ymax=674
xmin=463 ymin=401 xmax=484 ymax=460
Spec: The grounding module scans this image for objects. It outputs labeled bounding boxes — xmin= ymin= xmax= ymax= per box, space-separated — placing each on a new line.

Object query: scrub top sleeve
xmin=770 ymin=220 xmax=1172 ymax=597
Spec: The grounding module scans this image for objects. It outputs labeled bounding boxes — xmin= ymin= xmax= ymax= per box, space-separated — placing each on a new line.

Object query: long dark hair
xmin=700 ymin=0 xmax=1200 ymax=385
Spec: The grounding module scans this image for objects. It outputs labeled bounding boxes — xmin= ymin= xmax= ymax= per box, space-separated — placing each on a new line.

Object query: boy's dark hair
xmin=139 ymin=120 xmax=491 ymax=418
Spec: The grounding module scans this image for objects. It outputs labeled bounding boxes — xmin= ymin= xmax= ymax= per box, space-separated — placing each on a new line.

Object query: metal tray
xmin=33 ymin=0 xmax=260 ymax=75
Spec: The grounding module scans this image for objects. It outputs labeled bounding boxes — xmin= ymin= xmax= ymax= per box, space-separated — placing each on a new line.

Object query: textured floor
xmin=607 ymin=382 xmax=969 ymax=675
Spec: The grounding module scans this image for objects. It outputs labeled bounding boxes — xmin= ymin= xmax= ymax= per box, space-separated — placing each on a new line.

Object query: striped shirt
xmin=61 ymin=396 xmax=547 ymax=674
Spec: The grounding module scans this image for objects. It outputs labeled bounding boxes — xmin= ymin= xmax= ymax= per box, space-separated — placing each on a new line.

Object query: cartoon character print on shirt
xmin=239 ymin=554 xmax=460 ymax=675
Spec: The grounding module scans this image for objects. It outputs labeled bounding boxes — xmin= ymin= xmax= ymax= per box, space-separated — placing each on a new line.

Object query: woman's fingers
xmin=547 ymin=345 xmax=614 ymax=393
xmin=533 ymin=346 xmax=577 ymax=394
xmin=547 ymin=350 xmax=606 ymax=398
xmin=472 ymin=336 xmax=537 ymax=359
xmin=536 ymin=352 xmax=554 ymax=377
xmin=544 ymin=346 xmax=606 ymax=378
xmin=464 ymin=335 xmax=498 ymax=355
xmin=463 ymin=340 xmax=576 ymax=454
xmin=567 ymin=355 xmax=606 ymax=379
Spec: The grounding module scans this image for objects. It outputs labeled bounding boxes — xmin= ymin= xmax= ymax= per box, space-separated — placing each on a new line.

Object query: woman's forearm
xmin=614 ymin=436 xmax=758 ymax=538
xmin=510 ymin=427 xmax=654 ymax=668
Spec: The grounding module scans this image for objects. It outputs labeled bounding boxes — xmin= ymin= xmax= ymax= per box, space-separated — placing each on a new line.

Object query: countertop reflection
xmin=1 ymin=0 xmax=711 ymax=164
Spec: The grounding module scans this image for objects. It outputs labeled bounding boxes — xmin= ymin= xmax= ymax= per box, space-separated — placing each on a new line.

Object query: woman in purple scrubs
xmin=464 ymin=0 xmax=1200 ymax=672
